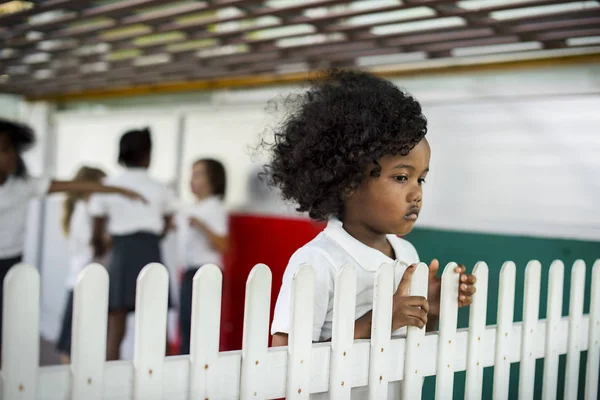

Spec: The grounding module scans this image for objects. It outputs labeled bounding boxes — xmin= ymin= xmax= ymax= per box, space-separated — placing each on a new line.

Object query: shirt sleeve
xmin=28 ymin=176 xmax=52 ymax=198
xmin=271 ymin=248 xmax=334 ymax=342
xmin=163 ymin=187 xmax=178 ymax=215
xmin=87 ymin=193 xmax=108 ymax=217
xmin=198 ymin=202 xmax=228 ymax=236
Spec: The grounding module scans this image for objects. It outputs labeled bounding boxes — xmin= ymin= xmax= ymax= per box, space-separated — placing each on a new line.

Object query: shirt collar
xmin=323 ymin=218 xmax=404 ymax=272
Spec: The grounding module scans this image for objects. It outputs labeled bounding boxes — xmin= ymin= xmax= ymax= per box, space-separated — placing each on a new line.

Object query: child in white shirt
xmin=0 ymin=118 xmax=143 ymax=362
xmin=178 ymin=158 xmax=229 ymax=354
xmin=89 ymin=128 xmax=176 ymax=360
xmin=56 ymin=166 xmax=111 ymax=364
xmin=265 ymin=70 xmax=477 ymax=397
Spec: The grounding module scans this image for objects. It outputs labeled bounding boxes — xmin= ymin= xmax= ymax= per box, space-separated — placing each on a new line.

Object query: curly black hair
xmin=0 ymin=118 xmax=35 ymax=178
xmin=264 ymin=69 xmax=427 ymax=221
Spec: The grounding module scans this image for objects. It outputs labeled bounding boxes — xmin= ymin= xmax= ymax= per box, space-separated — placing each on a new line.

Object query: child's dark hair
xmin=0 ymin=118 xmax=35 ymax=178
xmin=118 ymin=128 xmax=152 ymax=167
xmin=264 ymin=69 xmax=427 ymax=221
xmin=195 ymin=158 xmax=226 ymax=199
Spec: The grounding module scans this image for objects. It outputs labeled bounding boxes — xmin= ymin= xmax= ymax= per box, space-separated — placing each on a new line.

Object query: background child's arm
xmin=189 ymin=217 xmax=229 ymax=252
xmin=49 ymin=180 xmax=146 ymax=202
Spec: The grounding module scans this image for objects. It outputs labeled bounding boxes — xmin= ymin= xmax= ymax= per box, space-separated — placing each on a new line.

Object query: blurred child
xmin=0 ymin=118 xmax=143 ymax=361
xmin=56 ymin=166 xmax=110 ymax=364
xmin=178 ymin=159 xmax=228 ymax=354
xmin=89 ymin=127 xmax=176 ymax=360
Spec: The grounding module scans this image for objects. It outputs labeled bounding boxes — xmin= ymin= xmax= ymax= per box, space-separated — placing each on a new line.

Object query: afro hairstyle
xmin=264 ymin=69 xmax=427 ymax=221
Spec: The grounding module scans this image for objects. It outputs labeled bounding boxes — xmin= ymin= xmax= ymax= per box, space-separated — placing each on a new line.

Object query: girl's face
xmin=190 ymin=162 xmax=212 ymax=200
xmin=0 ymin=133 xmax=18 ymax=176
xmin=343 ymin=138 xmax=431 ymax=237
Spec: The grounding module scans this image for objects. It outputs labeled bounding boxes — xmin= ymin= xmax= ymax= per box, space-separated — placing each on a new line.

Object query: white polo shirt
xmin=271 ymin=218 xmax=420 ymax=342
xmin=64 ymin=201 xmax=92 ymax=288
xmin=178 ymin=196 xmax=228 ymax=268
xmin=88 ymin=168 xmax=176 ymax=236
xmin=0 ymin=175 xmax=51 ymax=259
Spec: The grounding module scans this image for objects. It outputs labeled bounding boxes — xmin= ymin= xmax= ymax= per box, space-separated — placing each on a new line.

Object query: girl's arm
xmin=161 ymin=215 xmax=175 ymax=238
xmin=49 ymin=180 xmax=146 ymax=202
xmin=272 ymin=312 xmax=372 ymax=346
xmin=189 ymin=217 xmax=229 ymax=253
xmin=92 ymin=217 xmax=108 ymax=258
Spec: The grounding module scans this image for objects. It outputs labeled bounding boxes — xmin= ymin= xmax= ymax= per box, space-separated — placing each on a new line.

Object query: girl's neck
xmin=194 ymin=193 xmax=212 ymax=202
xmin=341 ymin=219 xmax=395 ymax=259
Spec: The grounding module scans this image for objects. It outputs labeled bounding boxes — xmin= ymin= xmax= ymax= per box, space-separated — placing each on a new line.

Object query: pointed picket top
xmin=329 ymin=264 xmax=357 ymax=399
xmin=71 ymin=263 xmax=109 ymax=400
xmin=542 ymin=260 xmax=564 ymax=400
xmin=564 ymin=260 xmax=586 ymax=400
xmin=435 ymin=262 xmax=460 ymax=400
xmin=402 ymin=262 xmax=429 ymax=399
xmin=240 ymin=263 xmax=272 ymax=400
xmin=133 ymin=263 xmax=170 ymax=400
xmin=368 ymin=263 xmax=395 ymax=400
xmin=585 ymin=259 xmax=600 ymax=400
xmin=286 ymin=264 xmax=316 ymax=400
xmin=465 ymin=262 xmax=489 ymax=400
xmin=2 ymin=264 xmax=40 ymax=400
xmin=493 ymin=261 xmax=516 ymax=400
xmin=518 ymin=260 xmax=541 ymax=400
xmin=189 ymin=264 xmax=223 ymax=400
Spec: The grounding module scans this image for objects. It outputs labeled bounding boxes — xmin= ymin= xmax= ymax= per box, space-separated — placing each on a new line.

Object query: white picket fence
xmin=1 ymin=259 xmax=599 ymax=400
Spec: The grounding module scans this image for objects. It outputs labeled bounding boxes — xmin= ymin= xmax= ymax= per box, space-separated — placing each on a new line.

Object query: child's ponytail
xmin=61 ymin=166 xmax=106 ymax=236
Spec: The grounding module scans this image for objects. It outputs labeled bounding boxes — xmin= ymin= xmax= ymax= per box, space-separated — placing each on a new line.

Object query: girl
xmin=56 ymin=166 xmax=110 ymax=364
xmin=265 ymin=70 xmax=477 ymax=397
xmin=89 ymin=127 xmax=176 ymax=361
xmin=0 ymin=119 xmax=143 ymax=361
xmin=178 ymin=158 xmax=228 ymax=355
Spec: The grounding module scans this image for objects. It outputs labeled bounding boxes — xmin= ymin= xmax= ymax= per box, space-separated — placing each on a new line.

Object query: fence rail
xmin=1 ymin=259 xmax=599 ymax=400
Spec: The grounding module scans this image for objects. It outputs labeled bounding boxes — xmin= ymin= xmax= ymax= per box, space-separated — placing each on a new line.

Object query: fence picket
xmin=585 ymin=259 xmax=600 ymax=400
xmin=329 ymin=264 xmax=357 ymax=399
xmin=402 ymin=262 xmax=429 ymax=399
xmin=189 ymin=264 xmax=222 ymax=400
xmin=542 ymin=260 xmax=564 ymax=400
xmin=518 ymin=260 xmax=541 ymax=400
xmin=240 ymin=264 xmax=272 ymax=400
xmin=71 ymin=263 xmax=109 ymax=400
xmin=493 ymin=261 xmax=516 ymax=400
xmin=435 ymin=262 xmax=460 ymax=400
xmin=465 ymin=262 xmax=489 ymax=400
xmin=132 ymin=263 xmax=169 ymax=400
xmin=564 ymin=260 xmax=586 ymax=400
xmin=286 ymin=264 xmax=316 ymax=399
xmin=1 ymin=264 xmax=39 ymax=400
xmin=368 ymin=263 xmax=395 ymax=400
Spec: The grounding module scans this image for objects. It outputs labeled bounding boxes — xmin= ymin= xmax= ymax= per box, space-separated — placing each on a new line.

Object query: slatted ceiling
xmin=0 ymin=0 xmax=599 ymax=98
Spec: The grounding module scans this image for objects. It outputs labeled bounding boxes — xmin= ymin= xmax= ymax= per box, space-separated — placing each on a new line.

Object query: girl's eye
xmin=418 ymin=178 xmax=427 ymax=185
xmin=394 ymin=176 xmax=408 ymax=182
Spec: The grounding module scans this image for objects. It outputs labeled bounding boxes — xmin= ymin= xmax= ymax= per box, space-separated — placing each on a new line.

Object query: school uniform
xmin=0 ymin=175 xmax=51 ymax=346
xmin=178 ymin=195 xmax=228 ymax=354
xmin=271 ymin=218 xmax=420 ymax=399
xmin=88 ymin=168 xmax=175 ymax=312
xmin=56 ymin=200 xmax=110 ymax=355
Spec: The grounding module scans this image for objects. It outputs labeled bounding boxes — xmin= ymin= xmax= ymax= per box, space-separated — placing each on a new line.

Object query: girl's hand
xmin=189 ymin=217 xmax=204 ymax=230
xmin=119 ymin=188 xmax=148 ymax=203
xmin=391 ymin=264 xmax=429 ymax=331
xmin=427 ymin=259 xmax=477 ymax=317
